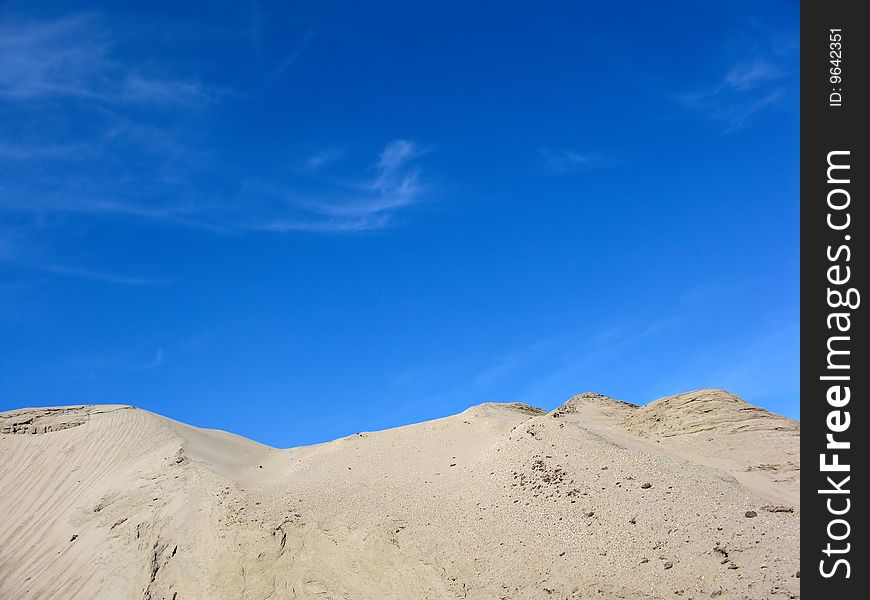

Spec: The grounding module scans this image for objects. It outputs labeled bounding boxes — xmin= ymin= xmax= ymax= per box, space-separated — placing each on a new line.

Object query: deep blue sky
xmin=0 ymin=1 xmax=799 ymax=447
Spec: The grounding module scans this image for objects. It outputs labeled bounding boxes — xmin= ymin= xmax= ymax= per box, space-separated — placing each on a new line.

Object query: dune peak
xmin=551 ymin=391 xmax=637 ymax=418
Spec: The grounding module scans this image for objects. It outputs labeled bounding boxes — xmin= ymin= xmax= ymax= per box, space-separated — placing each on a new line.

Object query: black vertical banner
xmin=802 ymin=1 xmax=868 ymax=596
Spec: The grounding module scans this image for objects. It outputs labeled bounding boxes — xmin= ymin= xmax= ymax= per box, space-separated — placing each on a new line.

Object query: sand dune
xmin=0 ymin=390 xmax=799 ymax=599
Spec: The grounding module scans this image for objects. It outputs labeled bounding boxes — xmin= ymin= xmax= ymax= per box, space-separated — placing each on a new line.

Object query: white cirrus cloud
xmin=269 ymin=139 xmax=428 ymax=231
xmin=538 ymin=147 xmax=599 ymax=174
xmin=0 ymin=13 xmax=213 ymax=105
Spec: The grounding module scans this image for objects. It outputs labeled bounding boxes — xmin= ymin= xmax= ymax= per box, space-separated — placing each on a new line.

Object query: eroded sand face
xmin=0 ymin=390 xmax=799 ymax=599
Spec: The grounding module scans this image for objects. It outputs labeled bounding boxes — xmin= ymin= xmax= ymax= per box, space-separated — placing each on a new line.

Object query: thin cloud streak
xmin=0 ymin=141 xmax=92 ymax=161
xmin=676 ymin=28 xmax=797 ymax=131
xmin=280 ymin=139 xmax=428 ymax=231
xmin=304 ymin=147 xmax=346 ymax=171
xmin=251 ymin=215 xmax=392 ymax=234
xmin=538 ymin=147 xmax=599 ymax=174
xmin=139 ymin=347 xmax=165 ymax=370
xmin=0 ymin=13 xmax=214 ymax=105
xmin=0 ymin=13 xmax=109 ymax=100
xmin=2 ymin=139 xmax=429 ymax=235
xmin=378 ymin=312 xmax=692 ymax=429
xmin=724 ymin=60 xmax=782 ymax=91
xmin=42 ymin=265 xmax=171 ymax=286
xmin=271 ymin=30 xmax=315 ymax=81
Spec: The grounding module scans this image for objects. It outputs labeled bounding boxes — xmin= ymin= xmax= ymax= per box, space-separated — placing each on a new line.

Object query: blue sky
xmin=0 ymin=1 xmax=799 ymax=447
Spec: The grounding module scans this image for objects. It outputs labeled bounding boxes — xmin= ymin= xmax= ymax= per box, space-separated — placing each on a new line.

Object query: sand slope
xmin=0 ymin=390 xmax=799 ymax=599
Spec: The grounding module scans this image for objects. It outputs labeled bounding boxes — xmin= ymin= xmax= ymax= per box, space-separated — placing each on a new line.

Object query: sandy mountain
xmin=0 ymin=390 xmax=799 ymax=600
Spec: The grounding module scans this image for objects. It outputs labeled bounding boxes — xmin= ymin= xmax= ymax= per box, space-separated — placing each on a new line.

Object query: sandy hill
xmin=0 ymin=390 xmax=799 ymax=600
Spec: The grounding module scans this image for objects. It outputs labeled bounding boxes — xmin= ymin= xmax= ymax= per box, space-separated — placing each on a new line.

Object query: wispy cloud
xmin=376 ymin=276 xmax=763 ymax=428
xmin=538 ymin=147 xmax=599 ymax=174
xmin=247 ymin=1 xmax=265 ymax=52
xmin=1 ymin=12 xmax=432 ymax=246
xmin=0 ymin=141 xmax=91 ymax=161
xmin=679 ymin=62 xmax=788 ymax=129
xmin=0 ymin=13 xmax=108 ymax=100
xmin=0 ymin=13 xmax=213 ymax=105
xmin=708 ymin=323 xmax=798 ymax=399
xmin=677 ymin=27 xmax=797 ymax=130
xmin=0 ymin=12 xmax=222 ymax=238
xmin=119 ymin=73 xmax=215 ymax=106
xmin=377 ymin=139 xmax=419 ymax=174
xmin=42 ymin=265 xmax=170 ymax=286
xmin=252 ymin=215 xmax=392 ymax=233
xmin=62 ymin=345 xmax=166 ymax=382
xmin=2 ymin=137 xmax=429 ymax=235
xmin=255 ymin=139 xmax=428 ymax=233
xmin=306 ymin=140 xmax=423 ymax=216
xmin=723 ymin=60 xmax=782 ymax=92
xmin=271 ymin=29 xmax=315 ymax=81
xmin=377 ymin=312 xmax=692 ymax=429
xmin=139 ymin=347 xmax=165 ymax=370
xmin=646 ymin=320 xmax=799 ymax=419
xmin=304 ymin=146 xmax=346 ymax=171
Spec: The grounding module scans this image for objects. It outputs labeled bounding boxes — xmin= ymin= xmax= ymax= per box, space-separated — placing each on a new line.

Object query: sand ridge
xmin=0 ymin=389 xmax=799 ymax=599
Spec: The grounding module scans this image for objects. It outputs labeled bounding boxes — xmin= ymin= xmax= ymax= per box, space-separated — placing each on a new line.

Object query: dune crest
xmin=620 ymin=389 xmax=800 ymax=506
xmin=0 ymin=391 xmax=799 ymax=599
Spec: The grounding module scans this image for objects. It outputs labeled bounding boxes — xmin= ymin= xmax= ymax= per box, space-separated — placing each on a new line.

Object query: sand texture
xmin=0 ymin=389 xmax=799 ymax=599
